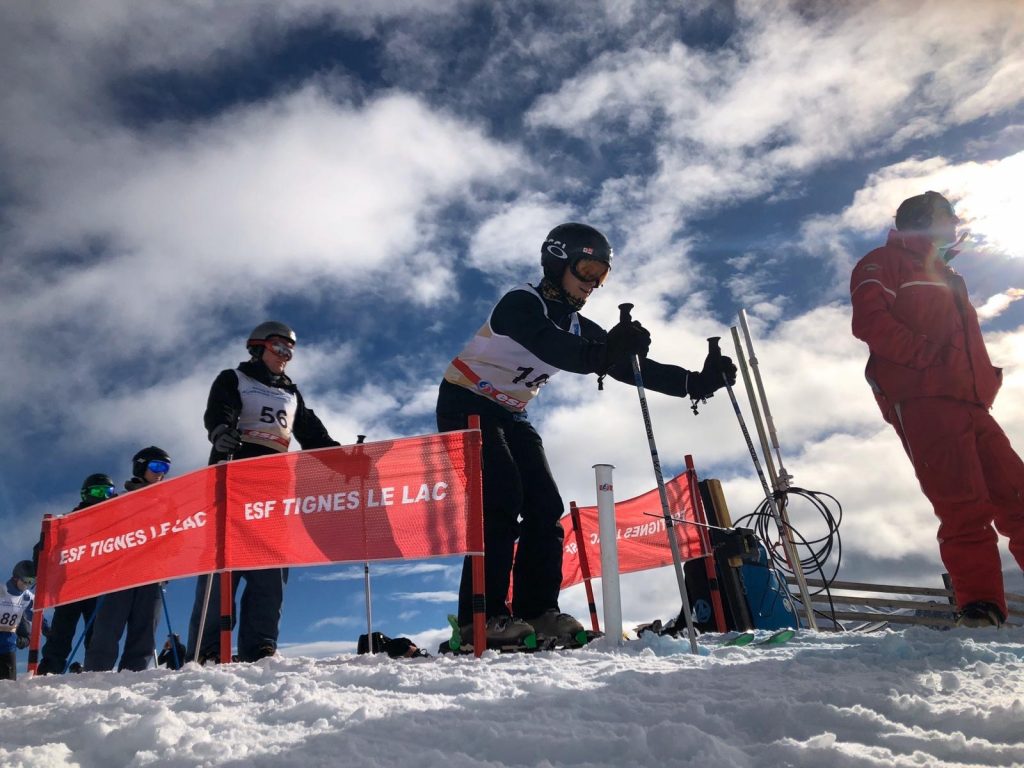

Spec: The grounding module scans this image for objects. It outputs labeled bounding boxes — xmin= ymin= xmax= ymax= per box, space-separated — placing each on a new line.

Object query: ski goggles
xmin=260 ymin=339 xmax=294 ymax=361
xmin=83 ymin=484 xmax=116 ymax=500
xmin=569 ymin=258 xmax=610 ymax=286
xmin=146 ymin=460 xmax=171 ymax=475
xmin=19 ymin=576 xmax=36 ymax=588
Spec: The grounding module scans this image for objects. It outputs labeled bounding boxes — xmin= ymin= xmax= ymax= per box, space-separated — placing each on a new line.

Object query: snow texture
xmin=3 ymin=627 xmax=1024 ymax=768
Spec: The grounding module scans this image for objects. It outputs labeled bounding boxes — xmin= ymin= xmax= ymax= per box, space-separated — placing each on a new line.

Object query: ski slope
xmin=3 ymin=626 xmax=1023 ymax=767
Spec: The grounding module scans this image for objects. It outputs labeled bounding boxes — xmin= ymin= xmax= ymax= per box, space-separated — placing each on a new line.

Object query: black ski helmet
xmin=12 ymin=560 xmax=35 ymax=582
xmin=81 ymin=473 xmax=115 ymax=491
xmin=247 ymin=321 xmax=296 ymax=359
xmin=132 ymin=446 xmax=171 ymax=479
xmin=895 ymin=191 xmax=956 ymax=232
xmin=541 ymin=223 xmax=613 ymax=282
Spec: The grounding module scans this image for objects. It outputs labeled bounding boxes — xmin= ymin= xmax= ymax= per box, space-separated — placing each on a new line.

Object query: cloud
xmin=977 ymin=289 xmax=1024 ymax=322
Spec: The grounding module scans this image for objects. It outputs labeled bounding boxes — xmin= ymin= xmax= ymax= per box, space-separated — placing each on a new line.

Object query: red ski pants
xmin=893 ymin=397 xmax=1024 ymax=617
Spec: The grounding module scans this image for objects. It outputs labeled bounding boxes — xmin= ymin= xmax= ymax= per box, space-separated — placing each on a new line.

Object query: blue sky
xmin=3 ymin=0 xmax=1024 ymax=660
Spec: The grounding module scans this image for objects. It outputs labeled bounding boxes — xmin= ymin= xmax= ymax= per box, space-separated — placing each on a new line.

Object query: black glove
xmin=602 ymin=319 xmax=652 ymax=372
xmin=210 ymin=423 xmax=243 ymax=454
xmin=687 ymin=353 xmax=738 ymax=400
xmin=16 ymin=635 xmax=29 ymax=650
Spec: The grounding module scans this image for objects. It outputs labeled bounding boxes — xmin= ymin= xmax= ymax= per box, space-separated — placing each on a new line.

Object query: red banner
xmin=36 ymin=431 xmax=483 ymax=609
xmin=560 ymin=472 xmax=703 ymax=589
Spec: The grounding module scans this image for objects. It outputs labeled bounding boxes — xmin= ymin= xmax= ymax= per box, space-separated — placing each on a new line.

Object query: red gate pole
xmin=467 ymin=415 xmax=486 ymax=658
xmin=686 ymin=455 xmax=727 ymax=631
xmin=217 ymin=461 xmax=233 ymax=664
xmin=569 ymin=502 xmax=600 ymax=632
xmin=27 ymin=514 xmax=56 ymax=675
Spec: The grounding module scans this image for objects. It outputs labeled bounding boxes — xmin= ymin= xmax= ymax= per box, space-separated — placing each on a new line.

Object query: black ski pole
xmin=708 ymin=335 xmax=818 ymax=630
xmin=618 ymin=303 xmax=699 ymax=654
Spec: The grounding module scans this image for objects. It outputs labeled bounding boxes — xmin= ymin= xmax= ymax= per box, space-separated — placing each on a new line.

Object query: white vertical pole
xmin=594 ymin=464 xmax=623 ymax=646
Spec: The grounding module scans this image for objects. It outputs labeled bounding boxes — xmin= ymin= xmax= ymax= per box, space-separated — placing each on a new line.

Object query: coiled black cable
xmin=732 ymin=486 xmax=844 ymax=628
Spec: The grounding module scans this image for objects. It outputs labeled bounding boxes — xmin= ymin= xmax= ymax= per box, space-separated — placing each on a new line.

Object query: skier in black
xmin=84 ymin=447 xmax=171 ymax=672
xmin=186 ymin=321 xmax=339 ymax=663
xmin=437 ymin=222 xmax=736 ymax=645
xmin=35 ymin=474 xmax=117 ymax=674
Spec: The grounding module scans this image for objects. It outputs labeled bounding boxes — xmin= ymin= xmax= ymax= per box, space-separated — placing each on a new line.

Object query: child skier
xmin=436 ymin=222 xmax=736 ymax=646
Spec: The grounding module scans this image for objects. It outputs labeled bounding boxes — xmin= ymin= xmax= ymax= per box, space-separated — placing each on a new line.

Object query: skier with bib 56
xmin=187 ymin=321 xmax=339 ymax=663
xmin=437 ymin=223 xmax=737 ymax=647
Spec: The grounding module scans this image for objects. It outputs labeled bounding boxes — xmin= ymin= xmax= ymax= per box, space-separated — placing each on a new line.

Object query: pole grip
xmin=618 ymin=303 xmax=634 ymax=323
xmin=707 ymin=336 xmax=722 ymax=361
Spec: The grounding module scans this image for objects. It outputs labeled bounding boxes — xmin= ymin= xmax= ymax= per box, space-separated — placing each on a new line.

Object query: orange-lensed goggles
xmin=569 ymin=258 xmax=610 ymax=286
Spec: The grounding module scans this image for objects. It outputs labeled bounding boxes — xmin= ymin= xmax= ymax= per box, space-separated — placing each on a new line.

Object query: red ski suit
xmin=851 ymin=230 xmax=1024 ymax=617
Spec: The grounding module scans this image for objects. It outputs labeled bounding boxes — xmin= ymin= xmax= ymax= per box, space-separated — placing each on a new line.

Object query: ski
xmin=754 ymin=628 xmax=796 ymax=646
xmin=440 ymin=615 xmax=541 ymax=655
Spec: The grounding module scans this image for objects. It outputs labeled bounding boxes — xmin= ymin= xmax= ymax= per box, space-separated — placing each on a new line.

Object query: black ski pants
xmin=37 ymin=597 xmax=97 ymax=674
xmin=83 ymin=584 xmax=161 ymax=672
xmin=437 ymin=411 xmax=566 ymax=626
xmin=0 ymin=651 xmax=15 ymax=680
xmin=187 ymin=568 xmax=287 ymax=663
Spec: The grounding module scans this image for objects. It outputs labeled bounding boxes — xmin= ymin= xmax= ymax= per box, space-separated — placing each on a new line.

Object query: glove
xmin=16 ymin=635 xmax=28 ymax=650
xmin=687 ymin=353 xmax=738 ymax=400
xmin=602 ymin=319 xmax=652 ymax=372
xmin=210 ymin=423 xmax=243 ymax=454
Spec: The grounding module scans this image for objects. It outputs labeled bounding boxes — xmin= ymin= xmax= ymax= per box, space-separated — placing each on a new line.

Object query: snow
xmin=4 ymin=627 xmax=1024 ymax=768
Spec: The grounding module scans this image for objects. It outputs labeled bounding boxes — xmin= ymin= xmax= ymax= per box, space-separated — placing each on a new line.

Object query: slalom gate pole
xmin=63 ymin=594 xmax=105 ymax=674
xmin=710 ymin=335 xmax=818 ymax=630
xmin=686 ymin=456 xmax=727 ymax=632
xmin=593 ymin=465 xmax=622 ymax=644
xmin=570 ymin=502 xmax=601 ymax=632
xmin=356 ymin=434 xmax=376 ymax=653
xmin=159 ymin=584 xmax=180 ymax=669
xmin=618 ymin=303 xmax=699 ymax=654
xmin=467 ymin=415 xmax=486 ymax=658
xmin=27 ymin=514 xmax=55 ymax=675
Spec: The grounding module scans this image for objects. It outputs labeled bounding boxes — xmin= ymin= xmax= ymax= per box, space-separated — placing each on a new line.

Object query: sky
xmin=3 ymin=627 xmax=1024 ymax=767
xmin=2 ymin=0 xmax=1024 ymax=667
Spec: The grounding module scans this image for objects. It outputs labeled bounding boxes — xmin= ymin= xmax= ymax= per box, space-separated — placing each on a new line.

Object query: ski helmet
xmin=247 ymin=321 xmax=296 ymax=359
xmin=895 ymin=191 xmax=957 ymax=233
xmin=132 ymin=446 xmax=171 ymax=479
xmin=12 ymin=560 xmax=35 ymax=582
xmin=541 ymin=223 xmax=613 ymax=283
xmin=80 ymin=473 xmax=116 ymax=503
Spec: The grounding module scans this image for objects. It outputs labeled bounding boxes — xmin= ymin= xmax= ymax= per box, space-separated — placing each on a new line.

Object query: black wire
xmin=732 ymin=486 xmax=845 ymax=629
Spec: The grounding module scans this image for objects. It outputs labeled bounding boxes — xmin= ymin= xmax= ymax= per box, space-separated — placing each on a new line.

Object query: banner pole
xmin=216 ymin=461 xmax=233 ymax=664
xmin=194 ymin=575 xmax=214 ymax=664
xmin=467 ymin=415 xmax=486 ymax=658
xmin=27 ymin=514 xmax=55 ymax=676
xmin=570 ymin=502 xmax=600 ymax=632
xmin=594 ymin=464 xmax=622 ymax=645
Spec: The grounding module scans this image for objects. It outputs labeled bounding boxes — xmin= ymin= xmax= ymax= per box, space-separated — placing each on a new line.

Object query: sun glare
xmin=957 ymin=152 xmax=1024 ymax=259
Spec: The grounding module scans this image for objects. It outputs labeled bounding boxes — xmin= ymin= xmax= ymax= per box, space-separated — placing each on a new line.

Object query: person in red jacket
xmin=850 ymin=191 xmax=1024 ymax=627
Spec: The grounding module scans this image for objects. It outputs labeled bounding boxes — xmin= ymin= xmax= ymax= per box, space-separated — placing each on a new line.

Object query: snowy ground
xmin=3 ymin=626 xmax=1024 ymax=768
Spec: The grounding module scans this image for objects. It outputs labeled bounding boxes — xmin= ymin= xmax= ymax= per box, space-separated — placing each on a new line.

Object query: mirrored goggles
xmin=569 ymin=258 xmax=610 ymax=286
xmin=264 ymin=340 xmax=294 ymax=360
xmin=19 ymin=576 xmax=36 ymax=588
xmin=147 ymin=459 xmax=171 ymax=474
xmin=84 ymin=484 xmax=116 ymax=500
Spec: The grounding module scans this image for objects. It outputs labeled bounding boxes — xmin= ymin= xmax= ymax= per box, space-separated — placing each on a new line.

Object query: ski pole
xmin=618 ymin=303 xmax=699 ymax=654
xmin=159 ymin=584 xmax=180 ymax=670
xmin=63 ymin=594 xmax=105 ymax=674
xmin=708 ymin=335 xmax=818 ymax=631
xmin=356 ymin=434 xmax=376 ymax=653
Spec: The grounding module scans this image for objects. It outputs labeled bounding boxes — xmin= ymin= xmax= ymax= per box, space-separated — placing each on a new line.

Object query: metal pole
xmin=356 ymin=434 xmax=375 ymax=652
xmin=730 ymin=326 xmax=779 ymax=490
xmin=710 ymin=335 xmax=818 ymax=630
xmin=593 ymin=464 xmax=622 ymax=645
xmin=618 ymin=303 xmax=699 ymax=653
xmin=159 ymin=585 xmax=180 ymax=669
xmin=738 ymin=310 xmax=792 ymax=489
xmin=193 ymin=574 xmax=214 ymax=663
